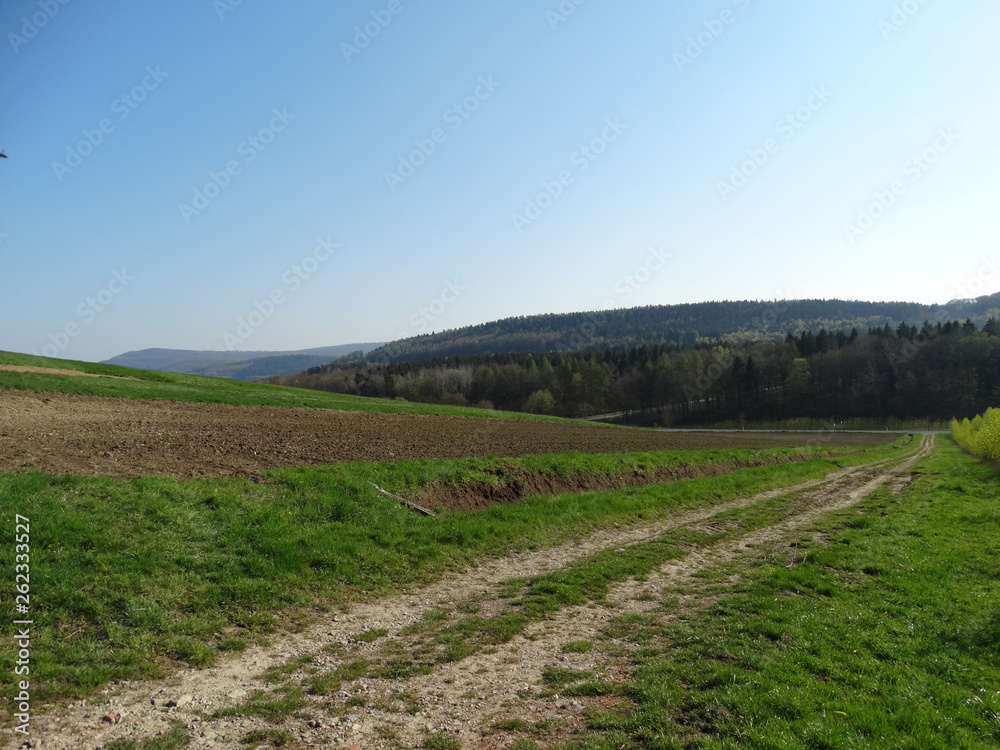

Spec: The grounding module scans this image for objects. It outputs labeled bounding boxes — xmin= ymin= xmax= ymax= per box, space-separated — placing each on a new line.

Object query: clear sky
xmin=1 ymin=0 xmax=998 ymax=362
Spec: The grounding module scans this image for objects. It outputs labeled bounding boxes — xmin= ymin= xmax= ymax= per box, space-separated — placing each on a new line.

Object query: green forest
xmin=272 ymin=318 xmax=1000 ymax=425
xmin=357 ymin=295 xmax=1000 ymax=363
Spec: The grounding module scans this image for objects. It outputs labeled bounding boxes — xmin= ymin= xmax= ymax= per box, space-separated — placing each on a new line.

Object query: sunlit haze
xmin=1 ymin=0 xmax=998 ymax=361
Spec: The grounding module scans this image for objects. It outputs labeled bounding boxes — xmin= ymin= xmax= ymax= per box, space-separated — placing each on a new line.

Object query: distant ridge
xmin=360 ymin=294 xmax=1000 ymax=363
xmin=104 ymin=343 xmax=383 ymax=380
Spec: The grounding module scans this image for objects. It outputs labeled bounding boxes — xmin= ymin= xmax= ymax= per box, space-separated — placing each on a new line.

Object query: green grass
xmin=699 ymin=416 xmax=948 ymax=432
xmin=0 ymin=442 xmax=912 ymax=709
xmin=281 ymin=443 xmax=920 ymax=684
xmin=561 ymin=436 xmax=1000 ymax=749
xmin=394 ymin=459 xmax=895 ymax=664
xmin=542 ymin=667 xmax=593 ymax=686
xmin=104 ymin=726 xmax=190 ymax=750
xmin=422 ymin=733 xmax=462 ymax=749
xmin=353 ymin=627 xmax=389 ymax=643
xmin=242 ymin=728 xmax=294 ymax=747
xmin=262 ymin=654 xmax=315 ymax=683
xmin=303 ymin=657 xmax=369 ymax=696
xmin=208 ymin=686 xmax=305 ymax=721
xmin=503 ymin=480 xmax=872 ymax=627
xmin=0 ymin=349 xmax=563 ymax=420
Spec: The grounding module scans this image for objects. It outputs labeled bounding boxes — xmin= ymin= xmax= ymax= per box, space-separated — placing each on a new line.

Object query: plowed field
xmin=0 ymin=389 xmax=899 ymax=478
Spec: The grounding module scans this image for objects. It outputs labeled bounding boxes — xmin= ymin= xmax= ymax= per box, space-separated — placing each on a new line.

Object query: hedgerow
xmin=951 ymin=407 xmax=1000 ymax=459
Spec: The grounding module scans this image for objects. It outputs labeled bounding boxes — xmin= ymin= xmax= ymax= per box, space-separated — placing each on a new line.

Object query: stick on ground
xmin=369 ymin=482 xmax=438 ymax=516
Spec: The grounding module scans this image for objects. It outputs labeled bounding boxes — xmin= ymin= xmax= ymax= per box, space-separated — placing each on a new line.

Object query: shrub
xmin=951 ymin=407 xmax=1000 ymax=460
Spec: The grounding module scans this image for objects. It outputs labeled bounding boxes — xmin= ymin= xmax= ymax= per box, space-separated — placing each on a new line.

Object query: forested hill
xmin=274 ymin=317 xmax=1000 ymax=424
xmin=360 ymin=295 xmax=1000 ymax=363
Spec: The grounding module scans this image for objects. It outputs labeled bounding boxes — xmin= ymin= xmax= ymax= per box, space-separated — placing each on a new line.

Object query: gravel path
xmin=6 ymin=436 xmax=931 ymax=750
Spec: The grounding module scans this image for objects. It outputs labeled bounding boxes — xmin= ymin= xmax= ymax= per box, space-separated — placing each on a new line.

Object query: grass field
xmin=0 ymin=350 xmax=562 ymax=420
xmin=110 ymin=432 xmax=996 ymax=750
xmin=692 ymin=416 xmax=949 ymax=432
xmin=0 ymin=441 xmax=907 ymax=711
xmin=559 ymin=436 xmax=1000 ymax=749
xmin=1 ymin=353 xmax=985 ymax=749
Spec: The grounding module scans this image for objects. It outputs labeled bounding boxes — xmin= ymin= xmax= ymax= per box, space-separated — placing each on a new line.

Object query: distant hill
xmin=360 ymin=295 xmax=1000 ymax=363
xmin=104 ymin=344 xmax=383 ymax=380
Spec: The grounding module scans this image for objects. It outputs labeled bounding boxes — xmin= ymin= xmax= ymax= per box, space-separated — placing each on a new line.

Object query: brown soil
xmin=0 ymin=364 xmax=133 ymax=379
xmin=417 ymin=449 xmax=891 ymax=512
xmin=0 ymin=389 xmax=900 ymax=479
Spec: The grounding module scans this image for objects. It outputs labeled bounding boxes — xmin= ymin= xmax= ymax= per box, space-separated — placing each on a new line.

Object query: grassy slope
xmin=567 ymin=436 xmax=1000 ymax=749
xmin=0 ymin=350 xmax=563 ymax=420
xmin=0 ymin=442 xmax=907 ymax=708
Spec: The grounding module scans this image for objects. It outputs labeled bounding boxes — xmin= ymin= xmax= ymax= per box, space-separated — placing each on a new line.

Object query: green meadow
xmin=0 ymin=442 xmax=904 ymax=709
xmin=0 ymin=350 xmax=562 ymax=420
xmin=558 ymin=437 xmax=1000 ymax=749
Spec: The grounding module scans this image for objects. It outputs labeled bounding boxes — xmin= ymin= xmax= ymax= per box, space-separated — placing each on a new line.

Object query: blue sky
xmin=1 ymin=0 xmax=998 ymax=362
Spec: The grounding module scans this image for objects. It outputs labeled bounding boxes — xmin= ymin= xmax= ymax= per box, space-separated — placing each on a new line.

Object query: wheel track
xmin=6 ymin=439 xmax=929 ymax=749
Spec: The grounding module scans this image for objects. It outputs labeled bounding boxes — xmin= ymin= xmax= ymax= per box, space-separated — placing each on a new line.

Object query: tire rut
xmin=8 ymin=440 xmax=928 ymax=750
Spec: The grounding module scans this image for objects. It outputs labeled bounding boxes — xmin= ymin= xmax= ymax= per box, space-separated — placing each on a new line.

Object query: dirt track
xmin=0 ymin=389 xmax=898 ymax=479
xmin=8 ymin=435 xmax=932 ymax=750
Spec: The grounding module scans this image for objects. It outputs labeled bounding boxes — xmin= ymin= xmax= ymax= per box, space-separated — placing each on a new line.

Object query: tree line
xmin=271 ymin=319 xmax=1000 ymax=424
xmin=357 ymin=296 xmax=1000 ymax=363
